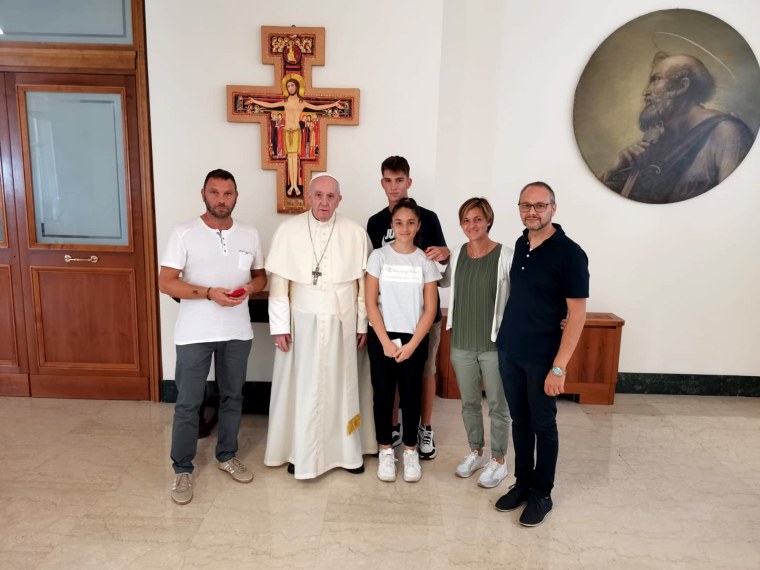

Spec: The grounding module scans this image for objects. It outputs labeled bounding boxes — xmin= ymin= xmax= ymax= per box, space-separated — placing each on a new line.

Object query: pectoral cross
xmin=311 ymin=266 xmax=322 ymax=285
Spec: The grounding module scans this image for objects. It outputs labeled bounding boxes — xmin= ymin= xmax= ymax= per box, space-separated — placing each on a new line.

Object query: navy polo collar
xmin=521 ymin=223 xmax=565 ymax=245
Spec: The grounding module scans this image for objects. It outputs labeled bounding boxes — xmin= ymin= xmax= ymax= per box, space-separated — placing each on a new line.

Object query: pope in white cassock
xmin=265 ymin=173 xmax=377 ymax=479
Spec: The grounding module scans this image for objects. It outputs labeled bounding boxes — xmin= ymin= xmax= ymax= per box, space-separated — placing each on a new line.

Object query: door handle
xmin=64 ymin=255 xmax=99 ymax=263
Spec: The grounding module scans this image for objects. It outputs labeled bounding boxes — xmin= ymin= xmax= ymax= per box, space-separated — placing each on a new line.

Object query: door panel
xmin=5 ymin=72 xmax=149 ymax=399
xmin=0 ymin=265 xmax=18 ymax=364
xmin=20 ymin=87 xmax=131 ymax=248
xmin=0 ymin=74 xmax=30 ymax=396
xmin=31 ymin=267 xmax=139 ymax=369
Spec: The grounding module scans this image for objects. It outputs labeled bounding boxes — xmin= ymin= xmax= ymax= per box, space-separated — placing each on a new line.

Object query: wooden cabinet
xmin=563 ymin=313 xmax=624 ymax=404
xmin=435 ymin=312 xmax=460 ymax=399
xmin=436 ymin=311 xmax=625 ymax=405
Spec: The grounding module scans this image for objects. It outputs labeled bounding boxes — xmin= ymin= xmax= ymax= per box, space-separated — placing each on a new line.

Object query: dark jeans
xmin=498 ymin=351 xmax=558 ymax=496
xmin=171 ymin=339 xmax=252 ymax=473
xmin=368 ymin=327 xmax=429 ymax=448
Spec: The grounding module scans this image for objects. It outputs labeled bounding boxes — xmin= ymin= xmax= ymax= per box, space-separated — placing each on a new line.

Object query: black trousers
xmin=498 ymin=351 xmax=558 ymax=496
xmin=367 ymin=327 xmax=429 ymax=448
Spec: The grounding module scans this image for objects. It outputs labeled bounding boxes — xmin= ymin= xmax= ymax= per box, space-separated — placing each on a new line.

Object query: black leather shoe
xmin=287 ymin=463 xmax=295 ymax=474
xmin=495 ymin=483 xmax=531 ymax=512
xmin=344 ymin=464 xmax=365 ymax=474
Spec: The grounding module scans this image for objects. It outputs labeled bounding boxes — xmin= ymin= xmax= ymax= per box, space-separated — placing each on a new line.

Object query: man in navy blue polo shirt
xmin=494 ymin=181 xmax=589 ymax=526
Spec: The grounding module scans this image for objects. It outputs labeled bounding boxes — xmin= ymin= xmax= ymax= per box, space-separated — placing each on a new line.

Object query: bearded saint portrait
xmin=574 ymin=10 xmax=760 ymax=204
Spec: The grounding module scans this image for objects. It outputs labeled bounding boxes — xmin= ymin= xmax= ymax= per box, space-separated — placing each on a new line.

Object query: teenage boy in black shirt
xmin=366 ymin=156 xmax=449 ymax=459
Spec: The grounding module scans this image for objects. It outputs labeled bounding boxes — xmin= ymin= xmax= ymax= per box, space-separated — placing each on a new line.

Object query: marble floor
xmin=0 ymin=393 xmax=759 ymax=569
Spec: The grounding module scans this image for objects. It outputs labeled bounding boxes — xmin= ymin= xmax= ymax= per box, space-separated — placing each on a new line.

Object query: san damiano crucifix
xmin=227 ymin=26 xmax=360 ymax=214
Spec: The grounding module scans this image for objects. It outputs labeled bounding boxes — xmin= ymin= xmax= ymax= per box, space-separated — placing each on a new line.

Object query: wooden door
xmin=2 ymin=72 xmax=150 ymax=399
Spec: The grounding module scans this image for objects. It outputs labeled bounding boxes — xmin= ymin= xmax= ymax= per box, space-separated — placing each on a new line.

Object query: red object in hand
xmin=229 ymin=288 xmax=246 ymax=298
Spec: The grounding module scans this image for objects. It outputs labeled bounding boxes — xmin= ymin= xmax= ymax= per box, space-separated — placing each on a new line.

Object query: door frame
xmin=0 ymin=1 xmax=161 ymax=401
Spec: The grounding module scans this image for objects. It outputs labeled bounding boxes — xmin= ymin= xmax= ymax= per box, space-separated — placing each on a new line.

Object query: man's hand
xmin=611 ymin=140 xmax=654 ymax=171
xmin=605 ymin=124 xmax=663 ymax=176
xmin=544 ymin=371 xmax=565 ymax=397
xmin=424 ymin=246 xmax=450 ymax=264
xmin=208 ymin=287 xmax=247 ymax=307
xmin=357 ymin=333 xmax=367 ymax=349
xmin=273 ymin=334 xmax=292 ymax=352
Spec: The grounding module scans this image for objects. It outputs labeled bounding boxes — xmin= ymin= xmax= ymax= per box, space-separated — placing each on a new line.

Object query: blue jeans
xmin=171 ymin=340 xmax=252 ymax=473
xmin=498 ymin=351 xmax=558 ymax=496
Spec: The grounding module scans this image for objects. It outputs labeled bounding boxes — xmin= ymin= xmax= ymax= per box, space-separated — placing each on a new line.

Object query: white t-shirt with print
xmin=366 ymin=244 xmax=441 ymax=334
xmin=161 ymin=217 xmax=265 ymax=345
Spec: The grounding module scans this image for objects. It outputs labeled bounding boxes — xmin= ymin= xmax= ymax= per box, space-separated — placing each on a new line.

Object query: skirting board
xmin=160 ymin=374 xmax=759 ymax=408
xmin=617 ymin=373 xmax=760 ymax=397
xmin=160 ymin=380 xmax=271 ymax=414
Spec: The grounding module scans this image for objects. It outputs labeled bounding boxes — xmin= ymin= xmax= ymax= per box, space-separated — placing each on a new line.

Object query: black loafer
xmin=344 ymin=464 xmax=365 ymax=475
xmin=287 ymin=463 xmax=295 ymax=474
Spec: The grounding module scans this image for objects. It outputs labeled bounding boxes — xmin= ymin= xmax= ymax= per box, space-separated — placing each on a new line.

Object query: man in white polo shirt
xmin=159 ymin=169 xmax=267 ymax=505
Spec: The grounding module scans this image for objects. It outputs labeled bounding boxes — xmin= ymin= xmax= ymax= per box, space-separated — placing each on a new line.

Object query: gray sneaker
xmin=217 ymin=457 xmax=254 ymax=483
xmin=171 ymin=472 xmax=193 ymax=505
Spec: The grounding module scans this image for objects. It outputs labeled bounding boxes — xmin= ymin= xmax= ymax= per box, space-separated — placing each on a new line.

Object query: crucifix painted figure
xmin=250 ymin=75 xmax=346 ymax=197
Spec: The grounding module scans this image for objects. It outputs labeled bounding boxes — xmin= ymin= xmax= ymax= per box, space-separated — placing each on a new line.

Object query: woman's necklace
xmin=467 ymin=240 xmax=494 ymax=259
xmin=307 ymin=214 xmax=337 ymax=285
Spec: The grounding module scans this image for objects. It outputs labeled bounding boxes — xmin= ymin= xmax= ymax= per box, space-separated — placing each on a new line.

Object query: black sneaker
xmin=495 ymin=484 xmax=530 ymax=512
xmin=418 ymin=425 xmax=437 ymax=460
xmin=519 ymin=493 xmax=553 ymax=527
xmin=344 ymin=464 xmax=365 ymax=475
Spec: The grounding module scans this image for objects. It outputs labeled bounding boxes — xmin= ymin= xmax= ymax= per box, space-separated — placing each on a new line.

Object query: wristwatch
xmin=551 ymin=366 xmax=566 ymax=377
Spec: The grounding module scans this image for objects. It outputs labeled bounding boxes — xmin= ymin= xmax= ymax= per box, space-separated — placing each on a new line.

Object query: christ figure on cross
xmin=251 ymin=75 xmax=346 ymax=196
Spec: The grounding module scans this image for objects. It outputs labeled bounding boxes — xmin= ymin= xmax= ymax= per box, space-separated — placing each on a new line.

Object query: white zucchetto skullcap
xmin=311 ymin=172 xmax=339 ymax=184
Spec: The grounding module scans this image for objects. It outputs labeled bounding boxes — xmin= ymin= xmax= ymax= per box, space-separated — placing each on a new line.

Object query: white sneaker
xmin=377 ymin=448 xmax=397 ymax=482
xmin=403 ymin=449 xmax=422 ymax=482
xmin=477 ymin=458 xmax=509 ymax=488
xmin=455 ymin=450 xmax=489 ymax=478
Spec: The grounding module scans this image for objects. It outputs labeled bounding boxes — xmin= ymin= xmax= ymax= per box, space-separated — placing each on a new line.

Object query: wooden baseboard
xmin=30 ymin=375 xmax=149 ymax=400
xmin=0 ymin=373 xmax=30 ymax=396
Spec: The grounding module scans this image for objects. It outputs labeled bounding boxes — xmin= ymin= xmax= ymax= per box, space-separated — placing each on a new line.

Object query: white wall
xmin=469 ymin=0 xmax=760 ymax=376
xmin=147 ymin=0 xmax=760 ymax=381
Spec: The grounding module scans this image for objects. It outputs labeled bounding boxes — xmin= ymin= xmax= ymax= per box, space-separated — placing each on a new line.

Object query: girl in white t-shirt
xmin=366 ymin=198 xmax=441 ymax=483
